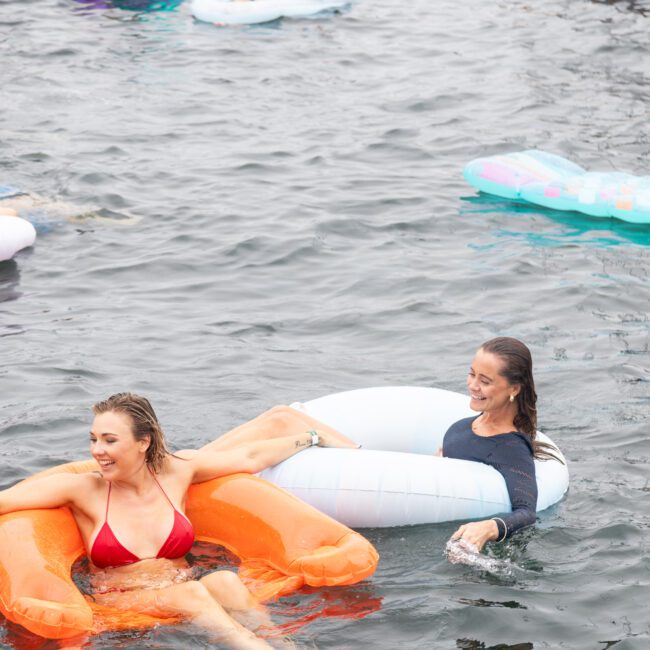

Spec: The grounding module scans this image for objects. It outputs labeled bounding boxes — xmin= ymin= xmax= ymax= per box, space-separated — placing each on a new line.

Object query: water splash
xmin=445 ymin=539 xmax=514 ymax=575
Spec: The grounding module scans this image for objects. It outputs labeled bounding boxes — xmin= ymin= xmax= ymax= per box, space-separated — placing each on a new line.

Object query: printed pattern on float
xmin=463 ymin=150 xmax=650 ymax=224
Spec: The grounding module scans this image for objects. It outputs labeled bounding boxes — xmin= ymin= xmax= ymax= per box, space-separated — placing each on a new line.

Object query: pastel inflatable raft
xmin=0 ymin=462 xmax=378 ymax=640
xmin=259 ymin=386 xmax=569 ymax=528
xmin=463 ymin=150 xmax=650 ymax=224
xmin=191 ymin=0 xmax=347 ymax=25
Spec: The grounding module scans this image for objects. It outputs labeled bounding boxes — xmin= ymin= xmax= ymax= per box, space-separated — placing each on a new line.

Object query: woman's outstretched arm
xmin=0 ymin=473 xmax=86 ymax=515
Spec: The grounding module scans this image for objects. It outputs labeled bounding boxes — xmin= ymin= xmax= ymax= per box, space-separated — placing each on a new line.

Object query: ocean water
xmin=1 ymin=0 xmax=649 ymax=647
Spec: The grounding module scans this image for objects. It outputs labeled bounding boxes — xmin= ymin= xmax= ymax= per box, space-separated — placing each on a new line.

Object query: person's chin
xmin=97 ymin=461 xmax=117 ymax=474
xmin=468 ymin=396 xmax=486 ymax=411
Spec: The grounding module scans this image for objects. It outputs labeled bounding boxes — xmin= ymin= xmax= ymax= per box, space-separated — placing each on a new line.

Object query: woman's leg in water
xmin=200 ymin=571 xmax=275 ymax=633
xmin=93 ymin=580 xmax=272 ymax=650
xmin=201 ymin=405 xmax=358 ymax=453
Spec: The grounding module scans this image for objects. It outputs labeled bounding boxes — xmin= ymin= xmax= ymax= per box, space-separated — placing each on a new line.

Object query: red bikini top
xmin=90 ymin=472 xmax=195 ymax=569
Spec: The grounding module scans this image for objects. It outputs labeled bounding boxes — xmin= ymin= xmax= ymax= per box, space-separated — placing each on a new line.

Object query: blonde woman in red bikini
xmin=0 ymin=393 xmax=358 ymax=649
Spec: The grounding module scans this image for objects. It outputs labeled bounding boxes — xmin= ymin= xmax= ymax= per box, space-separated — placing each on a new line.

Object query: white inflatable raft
xmin=259 ymin=387 xmax=569 ymax=528
xmin=0 ymin=216 xmax=36 ymax=262
xmin=191 ymin=0 xmax=348 ymax=25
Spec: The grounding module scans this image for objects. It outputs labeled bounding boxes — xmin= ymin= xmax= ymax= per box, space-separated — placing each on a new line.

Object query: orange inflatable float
xmin=0 ymin=460 xmax=379 ymax=640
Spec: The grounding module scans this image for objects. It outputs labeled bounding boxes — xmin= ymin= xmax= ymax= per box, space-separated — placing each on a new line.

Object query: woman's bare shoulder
xmin=20 ymin=469 xmax=102 ymax=487
xmin=43 ymin=470 xmax=107 ymax=499
xmin=161 ymin=451 xmax=198 ymax=480
xmin=1 ymin=470 xmax=106 ymax=515
xmin=172 ymin=449 xmax=198 ymax=461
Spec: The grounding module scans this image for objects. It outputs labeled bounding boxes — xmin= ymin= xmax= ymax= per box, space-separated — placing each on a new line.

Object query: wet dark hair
xmin=92 ymin=393 xmax=171 ymax=472
xmin=480 ymin=337 xmax=563 ymax=463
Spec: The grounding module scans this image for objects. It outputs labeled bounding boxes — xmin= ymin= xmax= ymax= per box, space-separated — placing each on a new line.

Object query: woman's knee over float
xmin=172 ymin=580 xmax=216 ymax=615
xmin=260 ymin=405 xmax=301 ymax=433
xmin=165 ymin=582 xmax=272 ymax=649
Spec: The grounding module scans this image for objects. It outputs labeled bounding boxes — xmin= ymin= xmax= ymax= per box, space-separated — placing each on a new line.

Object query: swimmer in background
xmin=0 ymin=189 xmax=81 ymax=218
xmin=0 ymin=187 xmax=136 ymax=225
xmin=437 ymin=337 xmax=563 ymax=553
xmin=0 ymin=393 xmax=359 ymax=650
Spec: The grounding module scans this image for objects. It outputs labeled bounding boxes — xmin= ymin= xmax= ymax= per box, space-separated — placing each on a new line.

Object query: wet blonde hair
xmin=92 ymin=393 xmax=171 ymax=472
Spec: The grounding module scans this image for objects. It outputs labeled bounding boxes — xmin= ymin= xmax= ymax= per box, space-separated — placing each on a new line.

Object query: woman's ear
xmin=139 ymin=435 xmax=151 ymax=454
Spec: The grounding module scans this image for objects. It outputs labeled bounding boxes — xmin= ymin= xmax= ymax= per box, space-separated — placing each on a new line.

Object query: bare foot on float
xmin=0 ymin=207 xmax=17 ymax=217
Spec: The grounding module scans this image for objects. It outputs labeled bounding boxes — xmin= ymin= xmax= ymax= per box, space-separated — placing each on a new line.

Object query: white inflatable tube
xmin=192 ymin=0 xmax=348 ymax=25
xmin=259 ymin=387 xmax=569 ymax=528
xmin=0 ymin=216 xmax=36 ymax=262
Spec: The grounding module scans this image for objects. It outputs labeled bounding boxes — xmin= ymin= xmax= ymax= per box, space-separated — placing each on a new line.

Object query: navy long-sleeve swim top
xmin=443 ymin=415 xmax=537 ymax=539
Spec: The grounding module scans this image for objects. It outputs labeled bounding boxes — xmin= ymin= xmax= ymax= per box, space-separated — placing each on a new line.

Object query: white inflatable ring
xmin=0 ymin=215 xmax=36 ymax=262
xmin=192 ymin=0 xmax=348 ymax=26
xmin=259 ymin=386 xmax=570 ymax=528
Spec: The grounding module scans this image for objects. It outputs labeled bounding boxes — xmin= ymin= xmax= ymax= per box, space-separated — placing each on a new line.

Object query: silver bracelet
xmin=307 ymin=430 xmax=319 ymax=447
xmin=492 ymin=517 xmax=508 ymax=542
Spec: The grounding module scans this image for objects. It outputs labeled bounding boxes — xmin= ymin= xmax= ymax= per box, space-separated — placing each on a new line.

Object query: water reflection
xmin=456 ymin=597 xmax=527 ymax=609
xmin=0 ymin=260 xmax=22 ymax=304
xmin=460 ymin=195 xmax=650 ymax=248
xmin=0 ymin=622 xmax=82 ymax=650
xmin=268 ymin=584 xmax=383 ymax=635
xmin=457 ymin=641 xmax=533 ymax=650
xmin=591 ymin=0 xmax=650 ymax=16
xmin=72 ymin=0 xmax=183 ymax=12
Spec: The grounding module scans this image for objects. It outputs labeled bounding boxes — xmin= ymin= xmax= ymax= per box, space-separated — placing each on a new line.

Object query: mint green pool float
xmin=464 ymin=150 xmax=650 ymax=224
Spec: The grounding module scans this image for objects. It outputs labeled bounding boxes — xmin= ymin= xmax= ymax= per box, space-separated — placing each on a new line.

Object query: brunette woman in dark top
xmin=439 ymin=337 xmax=561 ymax=550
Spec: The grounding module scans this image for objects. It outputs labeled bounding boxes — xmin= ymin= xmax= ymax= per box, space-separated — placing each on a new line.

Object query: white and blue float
xmin=191 ymin=0 xmax=348 ymax=25
xmin=0 ymin=215 xmax=35 ymax=262
xmin=464 ymin=150 xmax=650 ymax=225
xmin=0 ymin=186 xmax=36 ymax=262
xmin=259 ymin=386 xmax=569 ymax=528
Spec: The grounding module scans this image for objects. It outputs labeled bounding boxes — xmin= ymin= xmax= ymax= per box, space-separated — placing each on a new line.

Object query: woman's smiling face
xmin=90 ymin=410 xmax=148 ymax=476
xmin=466 ymin=347 xmax=519 ymax=413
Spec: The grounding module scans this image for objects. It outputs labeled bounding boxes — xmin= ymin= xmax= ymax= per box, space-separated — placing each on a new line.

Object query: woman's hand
xmin=450 ymin=519 xmax=499 ymax=551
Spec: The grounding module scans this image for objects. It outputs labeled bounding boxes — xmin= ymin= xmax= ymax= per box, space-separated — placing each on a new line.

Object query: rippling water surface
xmin=1 ymin=0 xmax=649 ymax=647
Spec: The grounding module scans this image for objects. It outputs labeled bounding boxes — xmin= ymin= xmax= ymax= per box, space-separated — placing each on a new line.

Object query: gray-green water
xmin=1 ymin=0 xmax=649 ymax=647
